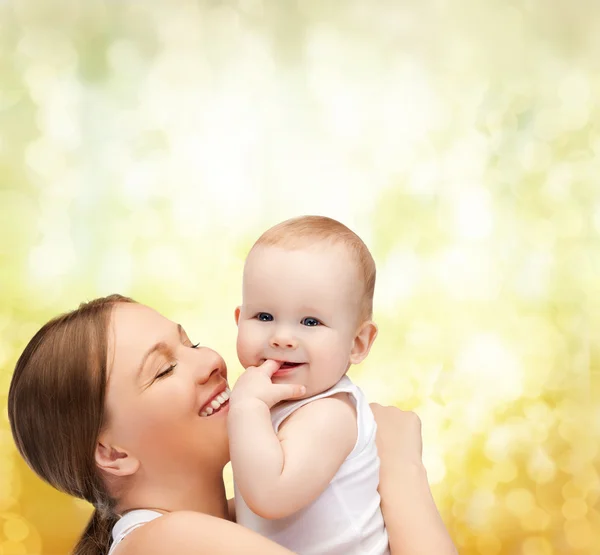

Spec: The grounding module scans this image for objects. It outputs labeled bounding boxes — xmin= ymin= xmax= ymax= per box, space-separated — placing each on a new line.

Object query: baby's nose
xmin=269 ymin=335 xmax=298 ymax=349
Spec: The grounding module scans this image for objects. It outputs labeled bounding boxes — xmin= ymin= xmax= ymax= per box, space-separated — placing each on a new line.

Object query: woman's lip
xmin=198 ymin=384 xmax=229 ymax=414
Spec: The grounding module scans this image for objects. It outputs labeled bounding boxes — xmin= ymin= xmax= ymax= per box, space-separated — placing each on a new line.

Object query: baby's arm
xmin=276 ymin=393 xmax=357 ymax=514
xmin=231 ymin=393 xmax=356 ymax=519
xmin=228 ymin=360 xmax=356 ymax=520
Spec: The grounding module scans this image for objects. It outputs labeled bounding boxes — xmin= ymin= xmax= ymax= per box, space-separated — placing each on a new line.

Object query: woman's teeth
xmin=200 ymin=388 xmax=230 ymax=417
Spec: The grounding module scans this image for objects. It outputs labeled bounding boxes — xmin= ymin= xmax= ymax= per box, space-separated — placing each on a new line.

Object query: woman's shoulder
xmin=115 ymin=511 xmax=222 ymax=555
xmin=116 ymin=510 xmax=294 ymax=555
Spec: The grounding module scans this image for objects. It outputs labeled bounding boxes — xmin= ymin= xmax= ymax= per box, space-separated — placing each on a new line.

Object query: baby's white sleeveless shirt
xmin=234 ymin=375 xmax=390 ymax=554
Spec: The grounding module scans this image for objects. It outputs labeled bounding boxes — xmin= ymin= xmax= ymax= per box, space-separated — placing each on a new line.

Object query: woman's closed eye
xmin=152 ymin=342 xmax=198 ymax=382
xmin=301 ymin=317 xmax=321 ymax=327
xmin=155 ymin=363 xmax=176 ymax=381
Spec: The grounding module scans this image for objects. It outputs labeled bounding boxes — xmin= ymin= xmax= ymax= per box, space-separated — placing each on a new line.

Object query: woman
xmin=8 ymin=295 xmax=456 ymax=555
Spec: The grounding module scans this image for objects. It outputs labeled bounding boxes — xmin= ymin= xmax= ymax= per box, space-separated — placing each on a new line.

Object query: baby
xmin=228 ymin=215 xmax=390 ymax=555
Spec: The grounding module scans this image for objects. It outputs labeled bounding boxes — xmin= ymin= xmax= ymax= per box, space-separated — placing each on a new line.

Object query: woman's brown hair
xmin=8 ymin=294 xmax=135 ymax=555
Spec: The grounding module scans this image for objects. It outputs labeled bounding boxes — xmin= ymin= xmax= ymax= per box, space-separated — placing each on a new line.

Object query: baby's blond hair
xmin=251 ymin=216 xmax=376 ymax=322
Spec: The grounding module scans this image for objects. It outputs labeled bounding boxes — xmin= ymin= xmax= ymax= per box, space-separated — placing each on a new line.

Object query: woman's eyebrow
xmin=137 ymin=324 xmax=183 ymax=377
xmin=136 ymin=342 xmax=169 ymax=377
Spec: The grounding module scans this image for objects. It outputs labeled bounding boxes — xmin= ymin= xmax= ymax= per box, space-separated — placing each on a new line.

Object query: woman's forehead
xmin=108 ymin=303 xmax=172 ymax=374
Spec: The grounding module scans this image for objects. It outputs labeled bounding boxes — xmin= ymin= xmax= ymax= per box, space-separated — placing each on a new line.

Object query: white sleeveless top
xmin=234 ymin=375 xmax=390 ymax=555
xmin=107 ymin=509 xmax=162 ymax=555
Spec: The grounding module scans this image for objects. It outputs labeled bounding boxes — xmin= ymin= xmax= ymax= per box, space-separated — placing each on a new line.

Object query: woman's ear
xmin=95 ymin=438 xmax=139 ymax=478
xmin=349 ymin=321 xmax=378 ymax=365
xmin=234 ymin=306 xmax=241 ymax=326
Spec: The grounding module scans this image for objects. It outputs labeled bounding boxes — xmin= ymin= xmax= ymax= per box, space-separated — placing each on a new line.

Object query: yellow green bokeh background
xmin=1 ymin=1 xmax=599 ymax=553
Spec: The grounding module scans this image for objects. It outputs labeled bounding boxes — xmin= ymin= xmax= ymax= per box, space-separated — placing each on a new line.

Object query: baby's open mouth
xmin=278 ymin=362 xmax=304 ymax=369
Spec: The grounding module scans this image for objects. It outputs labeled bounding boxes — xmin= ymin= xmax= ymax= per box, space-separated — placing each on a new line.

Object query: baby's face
xmin=236 ymin=244 xmax=364 ymax=398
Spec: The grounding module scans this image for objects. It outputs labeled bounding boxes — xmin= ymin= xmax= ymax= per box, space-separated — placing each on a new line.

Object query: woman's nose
xmin=192 ymin=347 xmax=226 ymax=383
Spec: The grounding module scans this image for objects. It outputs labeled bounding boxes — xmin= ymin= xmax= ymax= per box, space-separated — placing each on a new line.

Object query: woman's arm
xmin=117 ymin=510 xmax=296 ymax=555
xmin=371 ymin=403 xmax=458 ymax=555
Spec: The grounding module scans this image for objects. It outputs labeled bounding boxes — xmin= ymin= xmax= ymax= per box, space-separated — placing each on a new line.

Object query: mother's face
xmin=98 ymin=303 xmax=231 ymax=477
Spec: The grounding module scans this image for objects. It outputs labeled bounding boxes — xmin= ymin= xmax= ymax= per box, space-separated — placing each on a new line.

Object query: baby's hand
xmin=229 ymin=359 xmax=306 ymax=410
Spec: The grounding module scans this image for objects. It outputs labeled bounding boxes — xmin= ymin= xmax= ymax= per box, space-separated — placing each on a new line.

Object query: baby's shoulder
xmin=278 ymin=392 xmax=357 ymax=435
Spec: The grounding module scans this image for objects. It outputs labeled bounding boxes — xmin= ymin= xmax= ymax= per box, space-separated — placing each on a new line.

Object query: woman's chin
xmin=194 ymin=419 xmax=230 ymax=467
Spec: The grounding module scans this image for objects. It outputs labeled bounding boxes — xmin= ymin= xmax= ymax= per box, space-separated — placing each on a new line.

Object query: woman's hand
xmin=370 ymin=403 xmax=458 ymax=555
xmin=371 ymin=403 xmax=424 ymax=471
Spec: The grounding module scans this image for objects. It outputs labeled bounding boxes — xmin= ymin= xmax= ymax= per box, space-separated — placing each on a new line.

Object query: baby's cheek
xmin=316 ymin=334 xmax=344 ymax=358
xmin=318 ymin=344 xmax=347 ymax=370
xmin=333 ymin=340 xmax=355 ymax=368
xmin=236 ymin=325 xmax=258 ymax=366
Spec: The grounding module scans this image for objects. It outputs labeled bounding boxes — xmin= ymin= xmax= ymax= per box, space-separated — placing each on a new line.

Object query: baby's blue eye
xmin=301 ymin=317 xmax=320 ymax=327
xmin=257 ymin=312 xmax=274 ymax=322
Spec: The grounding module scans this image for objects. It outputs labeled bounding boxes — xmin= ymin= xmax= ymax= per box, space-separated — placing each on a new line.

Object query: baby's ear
xmin=349 ymin=321 xmax=378 ymax=365
xmin=234 ymin=306 xmax=241 ymax=326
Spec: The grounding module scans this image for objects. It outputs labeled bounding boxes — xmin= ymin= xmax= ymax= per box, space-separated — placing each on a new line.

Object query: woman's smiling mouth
xmin=199 ymin=387 xmax=231 ymax=417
